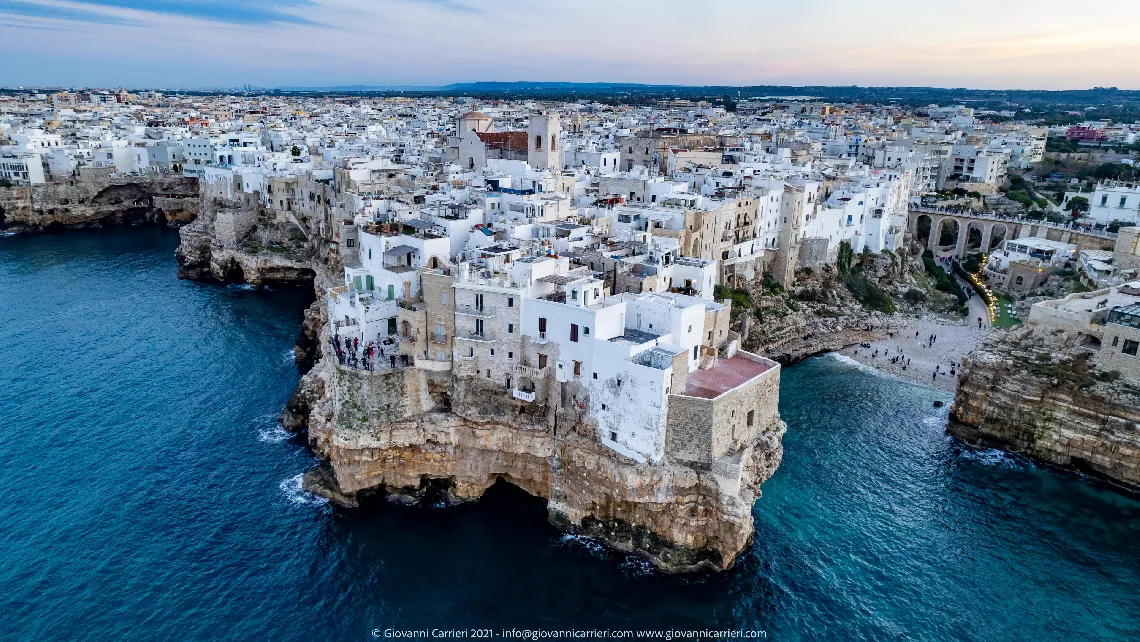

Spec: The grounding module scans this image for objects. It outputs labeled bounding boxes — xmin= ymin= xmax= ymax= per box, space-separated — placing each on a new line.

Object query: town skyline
xmin=2 ymin=0 xmax=1140 ymax=90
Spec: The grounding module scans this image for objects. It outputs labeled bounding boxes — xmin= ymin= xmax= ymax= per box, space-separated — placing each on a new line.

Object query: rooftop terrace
xmin=682 ymin=354 xmax=774 ymax=399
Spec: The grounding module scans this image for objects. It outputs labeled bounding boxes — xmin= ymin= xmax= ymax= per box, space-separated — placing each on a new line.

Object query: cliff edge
xmin=0 ymin=176 xmax=198 ymax=232
xmin=951 ymin=326 xmax=1140 ymax=489
xmin=290 ymin=353 xmax=785 ymax=572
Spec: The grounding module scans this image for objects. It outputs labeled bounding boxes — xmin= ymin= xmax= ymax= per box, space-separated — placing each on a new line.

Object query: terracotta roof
xmin=459 ymin=111 xmax=492 ymax=121
xmin=477 ymin=131 xmax=528 ymax=152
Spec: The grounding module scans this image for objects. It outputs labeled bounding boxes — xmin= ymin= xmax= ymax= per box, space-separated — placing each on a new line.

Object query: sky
xmin=2 ymin=0 xmax=1140 ymax=90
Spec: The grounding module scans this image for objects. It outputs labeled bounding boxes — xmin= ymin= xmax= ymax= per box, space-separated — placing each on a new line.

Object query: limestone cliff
xmin=951 ymin=327 xmax=1140 ymax=489
xmin=291 ymin=358 xmax=785 ymax=572
xmin=0 ymin=176 xmax=198 ymax=232
xmin=741 ymin=246 xmax=955 ymax=362
xmin=175 ymin=184 xmax=318 ymax=286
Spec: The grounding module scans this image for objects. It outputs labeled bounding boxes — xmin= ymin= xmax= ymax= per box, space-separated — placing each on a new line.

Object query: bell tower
xmin=527 ymin=111 xmax=561 ymax=170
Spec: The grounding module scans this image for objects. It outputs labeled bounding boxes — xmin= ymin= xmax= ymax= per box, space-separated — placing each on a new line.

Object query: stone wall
xmin=664 ymin=355 xmax=781 ymax=465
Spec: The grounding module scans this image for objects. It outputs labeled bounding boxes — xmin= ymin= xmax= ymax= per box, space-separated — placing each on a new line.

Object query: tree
xmin=291 ymin=145 xmax=302 ymax=157
xmin=836 ymin=241 xmax=854 ymax=276
xmin=1066 ymin=196 xmax=1089 ymax=216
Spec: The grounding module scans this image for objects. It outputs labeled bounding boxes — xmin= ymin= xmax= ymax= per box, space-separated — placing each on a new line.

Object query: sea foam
xmin=280 ymin=473 xmax=328 ymax=506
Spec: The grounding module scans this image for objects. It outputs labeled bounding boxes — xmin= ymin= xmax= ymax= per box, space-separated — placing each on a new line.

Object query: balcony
xmin=512 ymin=389 xmax=537 ymax=403
xmin=532 ymin=331 xmax=549 ymax=344
xmin=514 ymin=363 xmax=547 ymax=378
xmin=456 ymin=302 xmax=495 ymax=317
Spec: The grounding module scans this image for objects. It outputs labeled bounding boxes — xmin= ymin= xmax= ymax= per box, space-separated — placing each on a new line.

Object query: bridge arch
xmin=987 ymin=223 xmax=1009 ymax=252
xmin=915 ymin=213 xmax=934 ymax=248
xmin=934 ymin=217 xmax=961 ymax=255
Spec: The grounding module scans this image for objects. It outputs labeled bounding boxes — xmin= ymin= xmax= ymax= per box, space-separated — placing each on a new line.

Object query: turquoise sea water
xmin=1 ymin=228 xmax=1138 ymax=641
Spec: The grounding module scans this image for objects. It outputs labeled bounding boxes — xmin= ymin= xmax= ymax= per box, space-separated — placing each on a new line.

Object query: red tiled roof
xmin=477 ymin=131 xmax=528 ymax=152
xmin=460 ymin=111 xmax=492 ymax=120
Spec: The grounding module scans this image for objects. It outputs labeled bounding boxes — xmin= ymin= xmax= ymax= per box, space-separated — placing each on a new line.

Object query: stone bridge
xmin=907 ymin=207 xmax=1117 ymax=258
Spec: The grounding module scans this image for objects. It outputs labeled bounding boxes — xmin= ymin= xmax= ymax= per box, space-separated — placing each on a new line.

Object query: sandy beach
xmin=833 ymin=293 xmax=993 ymax=392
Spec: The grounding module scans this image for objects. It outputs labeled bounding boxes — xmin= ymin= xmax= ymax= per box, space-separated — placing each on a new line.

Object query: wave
xmin=279 ymin=473 xmax=328 ymax=506
xmin=254 ymin=412 xmax=292 ymax=443
xmin=226 ymin=283 xmax=258 ymax=291
xmin=282 ymin=349 xmax=298 ymax=365
xmin=555 ymin=533 xmax=609 ymax=557
xmin=827 ymin=353 xmax=878 ymax=373
xmin=957 ymin=446 xmax=1029 ymax=470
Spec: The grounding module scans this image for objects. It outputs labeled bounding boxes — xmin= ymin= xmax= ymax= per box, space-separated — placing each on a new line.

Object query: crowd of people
xmin=331 ymin=334 xmax=409 ymax=371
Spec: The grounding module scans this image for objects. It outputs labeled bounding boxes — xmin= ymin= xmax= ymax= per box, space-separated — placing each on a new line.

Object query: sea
xmin=1 ymin=227 xmax=1137 ymax=641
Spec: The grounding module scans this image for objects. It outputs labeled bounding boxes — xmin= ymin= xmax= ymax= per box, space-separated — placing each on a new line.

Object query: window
xmin=508 ymin=297 xmax=514 ymax=308
xmin=1121 ymin=197 xmax=1128 ymax=208
xmin=535 ymin=135 xmax=542 ymax=150
xmin=1112 ymin=336 xmax=1119 ymax=347
xmin=601 ymin=403 xmax=607 ymax=410
xmin=490 ymin=348 xmax=495 ymax=356
xmin=592 ymin=372 xmax=598 ymax=380
xmin=708 ymin=330 xmax=713 ymax=341
xmin=508 ymin=351 xmax=513 ymax=359
xmin=345 ymin=238 xmax=354 ymax=248
xmin=570 ymin=324 xmax=579 ymax=342
xmin=747 ymin=410 xmax=754 ymax=427
xmin=538 ymin=317 xmax=547 ymax=337
xmin=1124 ymin=340 xmax=1139 ymax=356
xmin=571 ymin=290 xmax=578 ymax=300
xmin=475 ymin=319 xmax=484 ymax=335
xmin=583 ymin=327 xmax=590 ymax=336
xmin=610 ymin=430 xmax=618 ymax=441
xmin=1101 ymin=195 xmax=1108 ymax=206
xmin=508 ymin=323 xmax=514 ymax=334
xmin=538 ymin=354 xmax=547 ymax=369
xmin=573 ymin=361 xmax=582 ymax=377
xmin=693 ymin=346 xmax=699 ymax=359
xmin=486 ymin=369 xmax=491 ymax=378
xmin=467 ymin=347 xmax=474 ymax=357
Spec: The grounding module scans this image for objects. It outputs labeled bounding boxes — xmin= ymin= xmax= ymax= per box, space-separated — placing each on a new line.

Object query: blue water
xmin=1 ymin=228 xmax=1138 ymax=641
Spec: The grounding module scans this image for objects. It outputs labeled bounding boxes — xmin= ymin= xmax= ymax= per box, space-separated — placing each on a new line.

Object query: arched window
xmin=535 ymin=135 xmax=542 ymax=150
xmin=550 ymin=135 xmax=556 ymax=150
xmin=468 ymin=157 xmax=474 ymax=169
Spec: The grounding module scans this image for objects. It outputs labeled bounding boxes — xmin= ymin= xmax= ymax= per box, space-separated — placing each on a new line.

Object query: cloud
xmin=77 ymin=0 xmax=319 ymax=25
xmin=0 ymin=0 xmax=137 ymax=25
xmin=0 ymin=0 xmax=1138 ymax=90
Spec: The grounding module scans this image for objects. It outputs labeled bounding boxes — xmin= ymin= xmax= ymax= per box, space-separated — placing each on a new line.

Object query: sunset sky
xmin=2 ymin=0 xmax=1139 ymax=89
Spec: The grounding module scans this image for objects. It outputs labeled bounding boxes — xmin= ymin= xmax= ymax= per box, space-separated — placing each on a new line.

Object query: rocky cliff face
xmin=290 ymin=358 xmax=785 ymax=572
xmin=175 ymin=187 xmax=318 ymax=286
xmin=951 ymin=327 xmax=1140 ymax=489
xmin=0 ymin=176 xmax=198 ymax=232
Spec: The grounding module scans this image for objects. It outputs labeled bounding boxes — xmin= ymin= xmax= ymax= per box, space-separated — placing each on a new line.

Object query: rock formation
xmin=951 ymin=326 xmax=1140 ymax=489
xmin=288 ymin=351 xmax=785 ymax=572
xmin=175 ymin=179 xmax=317 ymax=286
xmin=0 ymin=176 xmax=198 ymax=232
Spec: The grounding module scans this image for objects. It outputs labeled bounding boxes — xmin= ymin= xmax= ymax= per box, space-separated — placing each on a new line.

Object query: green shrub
xmin=842 ymin=273 xmax=896 ymax=313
